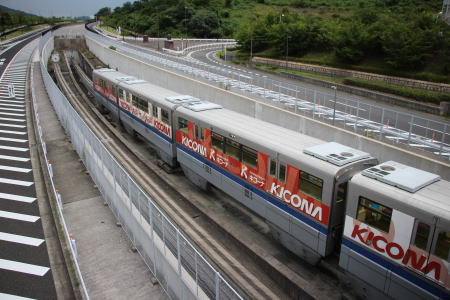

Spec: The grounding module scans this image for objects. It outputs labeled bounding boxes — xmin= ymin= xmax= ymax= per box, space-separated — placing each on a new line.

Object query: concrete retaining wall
xmin=85 ymin=36 xmax=450 ymax=180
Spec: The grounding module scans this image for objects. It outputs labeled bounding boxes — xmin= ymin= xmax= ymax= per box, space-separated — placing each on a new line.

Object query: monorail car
xmin=93 ymin=68 xmax=377 ymax=263
xmin=92 ymin=68 xmax=449 ymax=299
xmin=341 ymin=161 xmax=449 ymax=300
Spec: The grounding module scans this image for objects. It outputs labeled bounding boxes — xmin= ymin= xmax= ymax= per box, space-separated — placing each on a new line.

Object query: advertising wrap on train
xmin=343 ymin=214 xmax=450 ymax=288
xmin=177 ymin=126 xmax=330 ymax=225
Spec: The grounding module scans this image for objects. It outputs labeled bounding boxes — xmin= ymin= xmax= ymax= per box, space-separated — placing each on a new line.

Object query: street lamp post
xmin=184 ymin=6 xmax=188 ymax=50
xmin=331 ymin=85 xmax=337 ymax=125
xmin=285 ymin=35 xmax=290 ymax=69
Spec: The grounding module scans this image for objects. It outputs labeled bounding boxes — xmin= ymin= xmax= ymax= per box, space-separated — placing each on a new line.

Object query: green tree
xmin=333 ymin=21 xmax=372 ymax=63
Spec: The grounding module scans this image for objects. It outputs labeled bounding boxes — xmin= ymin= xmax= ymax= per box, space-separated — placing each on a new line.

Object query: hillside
xmin=98 ymin=0 xmax=450 ymax=80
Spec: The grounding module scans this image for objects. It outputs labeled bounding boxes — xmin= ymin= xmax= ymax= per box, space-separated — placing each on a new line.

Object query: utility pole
xmin=285 ymin=35 xmax=290 ymax=69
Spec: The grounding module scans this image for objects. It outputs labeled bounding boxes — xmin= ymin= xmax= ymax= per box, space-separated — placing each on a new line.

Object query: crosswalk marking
xmin=0 ymin=259 xmax=49 ymax=276
xmin=0 ymin=145 xmax=29 ymax=152
xmin=0 ymin=155 xmax=30 ymax=161
xmin=0 ymin=293 xmax=37 ymax=300
xmin=0 ymin=210 xmax=39 ymax=223
xmin=0 ymin=193 xmax=36 ymax=203
xmin=0 ymin=232 xmax=44 ymax=246
xmin=0 ymin=129 xmax=26 ymax=135
xmin=0 ymin=137 xmax=28 ymax=143
xmin=0 ymin=165 xmax=31 ymax=173
xmin=0 ymin=155 xmax=30 ymax=162
xmin=0 ymin=117 xmax=25 ymax=122
xmin=0 ymin=123 xmax=26 ymax=128
xmin=0 ymin=112 xmax=25 ymax=116
xmin=0 ymin=178 xmax=34 ymax=186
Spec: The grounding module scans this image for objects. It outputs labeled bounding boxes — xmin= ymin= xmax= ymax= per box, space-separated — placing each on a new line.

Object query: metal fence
xmin=87 ymin=31 xmax=450 ymax=159
xmin=39 ymin=31 xmax=242 ymax=300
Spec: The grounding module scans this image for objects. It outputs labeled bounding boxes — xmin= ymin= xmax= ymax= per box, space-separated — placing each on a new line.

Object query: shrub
xmin=343 ymin=78 xmax=450 ymax=105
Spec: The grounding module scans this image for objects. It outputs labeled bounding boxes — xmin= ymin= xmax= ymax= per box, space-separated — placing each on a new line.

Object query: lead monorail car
xmin=92 ymin=68 xmax=449 ymax=299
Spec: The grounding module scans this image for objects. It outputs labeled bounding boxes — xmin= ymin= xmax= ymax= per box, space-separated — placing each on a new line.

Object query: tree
xmin=333 ymin=21 xmax=372 ymax=64
xmin=187 ymin=10 xmax=220 ymax=38
xmin=95 ymin=7 xmax=111 ymax=18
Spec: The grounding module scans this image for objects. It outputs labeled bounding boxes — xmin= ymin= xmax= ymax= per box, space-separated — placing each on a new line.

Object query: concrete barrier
xmin=85 ymin=36 xmax=450 ymax=180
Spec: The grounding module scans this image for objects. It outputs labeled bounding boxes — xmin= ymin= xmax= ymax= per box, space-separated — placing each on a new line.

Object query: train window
xmin=99 ymin=79 xmax=106 ymax=88
xmin=242 ymin=146 xmax=258 ymax=169
xmin=178 ymin=118 xmax=188 ymax=134
xmin=413 ymin=222 xmax=431 ymax=250
xmin=152 ymin=105 xmax=158 ymax=118
xmin=212 ymin=132 xmax=224 ymax=152
xmin=269 ymin=159 xmax=277 ymax=177
xmin=225 ymin=139 xmax=241 ymax=161
xmin=279 ymin=163 xmax=286 ymax=183
xmin=118 ymin=88 xmax=125 ymax=101
xmin=126 ymin=92 xmax=131 ymax=103
xmin=433 ymin=231 xmax=450 ymax=260
xmin=195 ymin=125 xmax=204 ymax=141
xmin=161 ymin=109 xmax=169 ymax=124
xmin=357 ymin=197 xmax=392 ymax=232
xmin=132 ymin=95 xmax=149 ymax=113
xmin=298 ymin=171 xmax=323 ymax=201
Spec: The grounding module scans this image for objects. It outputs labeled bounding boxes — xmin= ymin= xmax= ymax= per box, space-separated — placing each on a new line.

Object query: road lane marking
xmin=0 ymin=129 xmax=26 ymax=135
xmin=0 ymin=193 xmax=36 ymax=203
xmin=0 ymin=210 xmax=39 ymax=222
xmin=0 ymin=137 xmax=27 ymax=143
xmin=0 ymin=178 xmax=33 ymax=186
xmin=0 ymin=165 xmax=31 ymax=173
xmin=0 ymin=232 xmax=44 ymax=246
xmin=0 ymin=123 xmax=26 ymax=128
xmin=0 ymin=145 xmax=29 ymax=152
xmin=0 ymin=117 xmax=25 ymax=122
xmin=0 ymin=155 xmax=30 ymax=162
xmin=0 ymin=293 xmax=37 ymax=300
xmin=0 ymin=259 xmax=49 ymax=276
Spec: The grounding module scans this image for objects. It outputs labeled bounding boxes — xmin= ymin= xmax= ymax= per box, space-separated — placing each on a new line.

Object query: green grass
xmin=258 ymin=65 xmax=344 ymax=83
xmin=343 ymin=78 xmax=450 ymax=105
xmin=0 ymin=24 xmax=48 ymax=41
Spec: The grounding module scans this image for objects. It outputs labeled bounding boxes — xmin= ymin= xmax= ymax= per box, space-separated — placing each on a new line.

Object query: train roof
xmin=94 ymin=68 xmax=374 ymax=175
xmin=351 ymin=161 xmax=450 ymax=220
xmin=94 ymin=68 xmax=182 ymax=109
xmin=176 ymin=104 xmax=373 ymax=174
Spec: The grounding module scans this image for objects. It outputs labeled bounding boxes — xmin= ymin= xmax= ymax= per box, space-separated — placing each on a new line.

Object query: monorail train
xmin=92 ymin=68 xmax=449 ymax=299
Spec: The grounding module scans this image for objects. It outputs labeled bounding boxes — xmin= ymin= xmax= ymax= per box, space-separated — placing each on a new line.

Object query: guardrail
xmin=39 ymin=30 xmax=242 ymax=300
xmin=86 ymin=31 xmax=450 ymax=158
xmin=163 ymin=42 xmax=237 ymax=56
xmin=33 ymin=35 xmax=90 ymax=299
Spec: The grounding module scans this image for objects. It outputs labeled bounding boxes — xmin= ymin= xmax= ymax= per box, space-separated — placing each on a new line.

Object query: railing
xmin=34 ymin=32 xmax=90 ymax=300
xmin=163 ymin=42 xmax=237 ymax=56
xmin=39 ymin=30 xmax=242 ymax=300
xmin=86 ymin=30 xmax=450 ymax=159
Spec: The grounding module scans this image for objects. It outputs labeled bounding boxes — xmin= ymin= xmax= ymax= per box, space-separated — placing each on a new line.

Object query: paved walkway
xmin=32 ymin=53 xmax=167 ymax=299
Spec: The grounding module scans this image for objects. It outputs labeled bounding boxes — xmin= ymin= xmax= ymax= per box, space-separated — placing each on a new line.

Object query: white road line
xmin=0 ymin=293 xmax=36 ymax=300
xmin=0 ymin=137 xmax=28 ymax=143
xmin=0 ymin=178 xmax=33 ymax=186
xmin=0 ymin=155 xmax=30 ymax=162
xmin=0 ymin=107 xmax=24 ymax=112
xmin=0 ymin=117 xmax=25 ymax=122
xmin=0 ymin=103 xmax=24 ymax=108
xmin=0 ymin=232 xmax=44 ymax=247
xmin=0 ymin=210 xmax=39 ymax=222
xmin=0 ymin=145 xmax=29 ymax=152
xmin=0 ymin=129 xmax=26 ymax=135
xmin=0 ymin=112 xmax=25 ymax=117
xmin=0 ymin=193 xmax=36 ymax=203
xmin=0 ymin=165 xmax=31 ymax=173
xmin=0 ymin=100 xmax=25 ymax=104
xmin=0 ymin=259 xmax=49 ymax=276
xmin=0 ymin=123 xmax=26 ymax=128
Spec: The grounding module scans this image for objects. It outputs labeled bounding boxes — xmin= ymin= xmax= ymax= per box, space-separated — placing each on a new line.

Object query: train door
xmin=410 ymin=218 xmax=449 ymax=286
xmin=329 ymin=181 xmax=348 ymax=253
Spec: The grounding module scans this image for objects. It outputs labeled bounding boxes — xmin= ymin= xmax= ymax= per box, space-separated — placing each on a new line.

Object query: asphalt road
xmin=0 ymin=32 xmax=58 ymax=300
